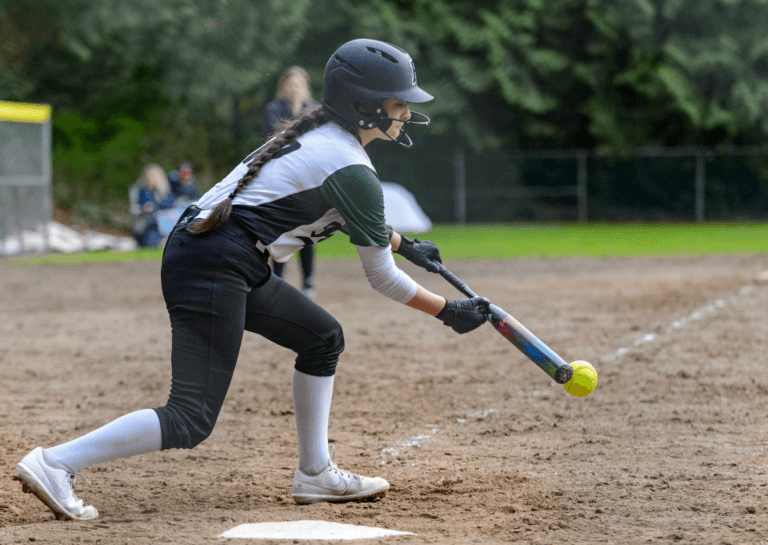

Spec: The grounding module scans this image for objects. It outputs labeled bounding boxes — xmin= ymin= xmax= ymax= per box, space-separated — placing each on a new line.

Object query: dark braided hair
xmin=188 ymin=106 xmax=354 ymax=235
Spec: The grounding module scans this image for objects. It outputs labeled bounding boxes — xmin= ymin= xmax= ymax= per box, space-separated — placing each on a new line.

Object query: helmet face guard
xmin=323 ymin=39 xmax=434 ymax=147
xmin=375 ymin=111 xmax=430 ymax=148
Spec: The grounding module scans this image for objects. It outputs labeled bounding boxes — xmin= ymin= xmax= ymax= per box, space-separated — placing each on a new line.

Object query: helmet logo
xmin=410 ymin=58 xmax=417 ymax=85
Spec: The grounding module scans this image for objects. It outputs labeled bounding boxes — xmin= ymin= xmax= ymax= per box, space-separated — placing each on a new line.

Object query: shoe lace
xmin=327 ymin=445 xmax=361 ymax=482
xmin=66 ymin=471 xmax=91 ymax=488
xmin=330 ymin=466 xmax=362 ymax=481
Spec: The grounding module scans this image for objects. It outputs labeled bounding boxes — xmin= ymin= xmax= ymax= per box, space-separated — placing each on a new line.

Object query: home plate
xmin=219 ymin=520 xmax=414 ymax=540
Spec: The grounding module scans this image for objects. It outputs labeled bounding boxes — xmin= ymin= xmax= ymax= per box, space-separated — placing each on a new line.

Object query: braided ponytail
xmin=187 ymin=106 xmax=333 ymax=235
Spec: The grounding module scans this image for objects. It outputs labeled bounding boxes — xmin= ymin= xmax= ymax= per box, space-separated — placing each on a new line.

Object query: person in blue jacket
xmin=132 ymin=163 xmax=176 ymax=247
xmin=262 ymin=66 xmax=319 ymax=296
xmin=169 ymin=161 xmax=201 ymax=202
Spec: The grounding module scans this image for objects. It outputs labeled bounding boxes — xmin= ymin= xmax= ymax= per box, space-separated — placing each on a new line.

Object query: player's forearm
xmin=405 ymin=286 xmax=446 ymax=316
xmin=389 ymin=230 xmax=402 ymax=252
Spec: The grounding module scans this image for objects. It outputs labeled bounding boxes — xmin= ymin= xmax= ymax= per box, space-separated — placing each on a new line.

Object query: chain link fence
xmin=369 ymin=142 xmax=768 ymax=224
xmin=0 ymin=101 xmax=52 ymax=256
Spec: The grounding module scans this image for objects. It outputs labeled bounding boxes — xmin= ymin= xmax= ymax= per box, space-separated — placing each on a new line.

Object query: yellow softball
xmin=563 ymin=360 xmax=598 ymax=397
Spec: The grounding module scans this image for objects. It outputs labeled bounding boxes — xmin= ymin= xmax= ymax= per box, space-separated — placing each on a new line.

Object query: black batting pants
xmin=154 ymin=212 xmax=344 ymax=450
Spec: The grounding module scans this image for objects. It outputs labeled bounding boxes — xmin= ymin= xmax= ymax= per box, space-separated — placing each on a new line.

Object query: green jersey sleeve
xmin=320 ymin=164 xmax=390 ymax=248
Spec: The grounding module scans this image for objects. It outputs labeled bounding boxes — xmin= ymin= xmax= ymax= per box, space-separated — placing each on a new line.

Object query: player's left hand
xmin=435 ymin=297 xmax=490 ymax=334
xmin=395 ymin=235 xmax=442 ymax=273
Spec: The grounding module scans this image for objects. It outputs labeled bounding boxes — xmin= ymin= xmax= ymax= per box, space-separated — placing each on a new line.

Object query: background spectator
xmin=262 ymin=66 xmax=319 ymax=297
xmin=261 ymin=66 xmax=318 ymax=137
xmin=131 ymin=163 xmax=175 ymax=247
xmin=169 ymin=161 xmax=201 ymax=202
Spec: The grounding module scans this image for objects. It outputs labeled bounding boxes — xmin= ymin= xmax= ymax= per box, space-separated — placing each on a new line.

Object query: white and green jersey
xmin=196 ymin=123 xmax=389 ymax=263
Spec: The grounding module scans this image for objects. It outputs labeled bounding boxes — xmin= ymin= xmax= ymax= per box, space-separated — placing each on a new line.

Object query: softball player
xmin=14 ymin=39 xmax=489 ymax=520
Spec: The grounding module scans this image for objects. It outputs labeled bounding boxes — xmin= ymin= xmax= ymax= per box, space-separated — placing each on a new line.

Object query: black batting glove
xmin=435 ymin=297 xmax=490 ymax=334
xmin=394 ymin=234 xmax=442 ymax=273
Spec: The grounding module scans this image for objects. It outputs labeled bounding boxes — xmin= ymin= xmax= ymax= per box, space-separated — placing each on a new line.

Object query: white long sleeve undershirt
xmin=355 ymin=244 xmax=418 ymax=303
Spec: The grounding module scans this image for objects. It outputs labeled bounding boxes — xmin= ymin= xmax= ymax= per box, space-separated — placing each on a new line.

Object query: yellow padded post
xmin=0 ymin=101 xmax=52 ymax=123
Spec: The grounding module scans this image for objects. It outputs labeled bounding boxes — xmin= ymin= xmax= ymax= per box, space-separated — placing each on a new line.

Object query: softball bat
xmin=432 ymin=261 xmax=594 ymax=389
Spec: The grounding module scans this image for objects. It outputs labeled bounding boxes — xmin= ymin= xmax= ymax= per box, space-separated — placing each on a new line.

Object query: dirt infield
xmin=1 ymin=253 xmax=767 ymax=544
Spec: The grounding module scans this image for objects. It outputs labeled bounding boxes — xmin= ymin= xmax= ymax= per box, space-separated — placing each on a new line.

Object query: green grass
xmin=4 ymin=223 xmax=767 ymax=266
xmin=396 ymin=223 xmax=768 ymax=260
xmin=4 ymin=247 xmax=165 ymax=266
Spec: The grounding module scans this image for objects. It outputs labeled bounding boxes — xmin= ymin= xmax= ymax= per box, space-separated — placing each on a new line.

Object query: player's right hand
xmin=435 ymin=297 xmax=490 ymax=334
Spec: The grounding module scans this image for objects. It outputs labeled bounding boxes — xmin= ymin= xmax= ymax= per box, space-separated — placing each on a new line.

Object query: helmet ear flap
xmin=354 ymin=101 xmax=385 ymax=129
xmin=353 ymin=102 xmax=374 ymax=118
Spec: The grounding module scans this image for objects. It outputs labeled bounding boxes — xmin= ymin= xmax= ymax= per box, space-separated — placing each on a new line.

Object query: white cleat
xmin=292 ymin=445 xmax=389 ymax=505
xmin=14 ymin=447 xmax=98 ymax=521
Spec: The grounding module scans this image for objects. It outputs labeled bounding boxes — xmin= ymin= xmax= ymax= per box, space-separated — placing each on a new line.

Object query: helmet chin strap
xmin=375 ymin=111 xmax=431 ymax=148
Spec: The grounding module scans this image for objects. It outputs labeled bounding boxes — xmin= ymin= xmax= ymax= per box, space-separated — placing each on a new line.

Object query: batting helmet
xmin=323 ymin=39 xmax=433 ymax=147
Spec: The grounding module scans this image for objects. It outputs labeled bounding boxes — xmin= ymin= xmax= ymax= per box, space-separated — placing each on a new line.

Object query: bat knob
xmin=554 ymin=364 xmax=574 ymax=384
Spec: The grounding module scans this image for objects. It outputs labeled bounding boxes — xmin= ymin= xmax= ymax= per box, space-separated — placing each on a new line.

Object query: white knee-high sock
xmin=292 ymin=369 xmax=334 ymax=475
xmin=45 ymin=409 xmax=162 ymax=472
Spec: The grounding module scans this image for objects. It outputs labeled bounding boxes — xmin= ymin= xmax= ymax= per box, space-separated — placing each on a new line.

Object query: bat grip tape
xmin=432 ymin=262 xmax=477 ymax=299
